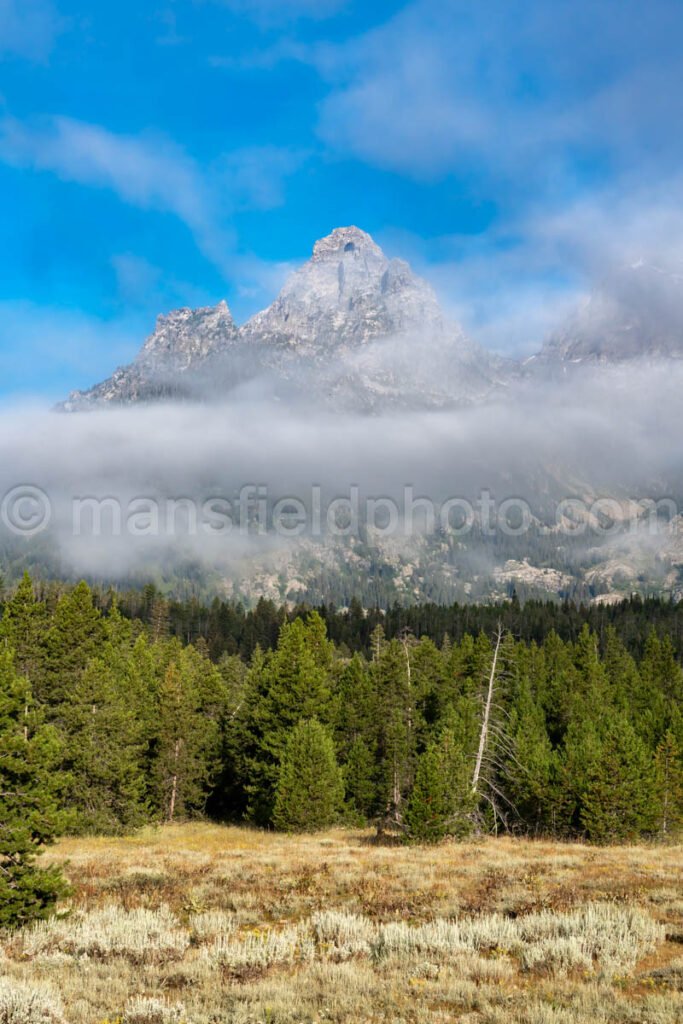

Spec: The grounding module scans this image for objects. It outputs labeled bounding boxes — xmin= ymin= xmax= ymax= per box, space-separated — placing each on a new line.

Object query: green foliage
xmin=342 ymin=737 xmax=376 ymax=820
xmin=405 ymin=728 xmax=475 ymax=843
xmin=273 ymin=719 xmax=344 ymax=832
xmin=581 ymin=715 xmax=657 ymax=843
xmin=149 ymin=647 xmax=226 ymax=822
xmin=653 ymin=730 xmax=683 ymax=837
xmin=0 ymin=571 xmax=48 ymax=691
xmin=371 ymin=635 xmax=415 ymax=825
xmin=0 ymin=573 xmax=681 ymax=847
xmin=44 ymin=581 xmax=105 ymax=708
xmin=60 ymin=657 xmax=149 ymax=834
xmin=244 ymin=614 xmax=335 ymax=824
xmin=504 ymin=679 xmax=555 ymax=830
xmin=0 ymin=650 xmax=69 ymax=927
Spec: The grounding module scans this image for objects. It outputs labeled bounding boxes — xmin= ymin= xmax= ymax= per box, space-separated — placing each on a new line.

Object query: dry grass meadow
xmin=2 ymin=824 xmax=682 ymax=1024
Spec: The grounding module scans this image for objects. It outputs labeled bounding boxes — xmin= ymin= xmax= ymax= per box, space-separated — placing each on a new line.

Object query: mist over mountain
xmin=2 ymin=227 xmax=682 ymax=604
xmin=530 ymin=260 xmax=683 ymax=374
xmin=60 ymin=227 xmax=509 ymax=413
xmin=61 ymin=228 xmax=683 ymax=416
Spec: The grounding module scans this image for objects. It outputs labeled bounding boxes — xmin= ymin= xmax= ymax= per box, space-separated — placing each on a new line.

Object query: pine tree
xmin=504 ymin=678 xmax=555 ymax=832
xmin=0 ymin=572 xmax=48 ymax=698
xmin=411 ymin=636 xmax=449 ymax=741
xmin=539 ymin=630 xmax=581 ymax=739
xmin=43 ymin=582 xmax=105 ymax=709
xmin=149 ymin=597 xmax=171 ymax=643
xmin=653 ymin=730 xmax=683 ymax=838
xmin=150 ymin=656 xmax=222 ymax=821
xmin=273 ymin=719 xmax=344 ymax=832
xmin=335 ymin=654 xmax=376 ymax=754
xmin=60 ymin=658 xmax=149 ymax=834
xmin=603 ymin=627 xmax=642 ymax=716
xmin=569 ymin=625 xmax=611 ymax=721
xmin=405 ymin=728 xmax=475 ymax=843
xmin=581 ymin=715 xmax=657 ymax=843
xmin=634 ymin=632 xmax=672 ymax=746
xmin=372 ymin=638 xmax=415 ymax=828
xmin=343 ymin=736 xmax=376 ymax=821
xmin=554 ymin=714 xmax=603 ymax=834
xmin=209 ymin=652 xmax=250 ymax=820
xmin=103 ymin=598 xmax=135 ymax=650
xmin=244 ymin=615 xmax=335 ymax=824
xmin=334 ymin=654 xmax=379 ymax=818
xmin=0 ymin=650 xmax=68 ymax=927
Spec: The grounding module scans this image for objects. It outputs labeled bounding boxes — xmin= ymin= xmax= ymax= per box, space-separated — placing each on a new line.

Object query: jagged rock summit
xmin=241 ymin=226 xmax=446 ymax=354
xmin=139 ymin=301 xmax=238 ymax=369
xmin=61 ymin=227 xmax=502 ymax=412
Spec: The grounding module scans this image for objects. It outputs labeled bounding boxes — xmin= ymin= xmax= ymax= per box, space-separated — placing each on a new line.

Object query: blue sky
xmin=1 ymin=0 xmax=683 ymax=400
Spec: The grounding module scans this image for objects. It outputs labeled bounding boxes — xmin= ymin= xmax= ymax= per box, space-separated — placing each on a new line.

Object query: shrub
xmin=123 ymin=998 xmax=185 ymax=1024
xmin=205 ymin=924 xmax=314 ymax=971
xmin=0 ymin=979 xmax=66 ymax=1024
xmin=20 ymin=905 xmax=189 ymax=964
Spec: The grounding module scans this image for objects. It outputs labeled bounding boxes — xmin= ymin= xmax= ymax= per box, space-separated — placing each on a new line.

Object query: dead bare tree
xmin=467 ymin=623 xmax=525 ymax=834
xmin=472 ymin=623 xmax=504 ymax=796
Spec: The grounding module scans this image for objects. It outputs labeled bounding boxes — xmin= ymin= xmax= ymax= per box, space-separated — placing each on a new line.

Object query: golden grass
xmin=1 ymin=824 xmax=681 ymax=1024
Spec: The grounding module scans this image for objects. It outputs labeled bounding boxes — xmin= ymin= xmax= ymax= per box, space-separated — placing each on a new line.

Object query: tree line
xmin=7 ymin=578 xmax=683 ymax=662
xmin=1 ymin=573 xmax=682 ymax=925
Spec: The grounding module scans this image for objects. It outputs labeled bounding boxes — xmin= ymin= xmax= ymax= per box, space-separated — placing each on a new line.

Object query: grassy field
xmin=2 ymin=824 xmax=682 ymax=1024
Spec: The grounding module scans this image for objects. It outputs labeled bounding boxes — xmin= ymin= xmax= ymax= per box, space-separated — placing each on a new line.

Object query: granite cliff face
xmin=61 ymin=227 xmax=505 ymax=412
xmin=138 ymin=301 xmax=238 ymax=370
xmin=240 ymin=226 xmax=446 ymax=354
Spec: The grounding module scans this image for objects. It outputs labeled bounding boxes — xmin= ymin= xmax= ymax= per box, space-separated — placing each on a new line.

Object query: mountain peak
xmin=60 ymin=229 xmax=499 ymax=411
xmin=535 ymin=259 xmax=683 ymax=370
xmin=311 ymin=226 xmax=384 ymax=263
xmin=138 ymin=300 xmax=236 ymax=369
xmin=241 ymin=224 xmax=448 ymax=357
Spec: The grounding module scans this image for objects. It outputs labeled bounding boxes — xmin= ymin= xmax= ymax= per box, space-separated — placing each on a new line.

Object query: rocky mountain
xmin=529 ymin=260 xmax=683 ymax=373
xmin=62 ymin=302 xmax=241 ymax=409
xmin=57 ymin=235 xmax=683 ymax=412
xmin=61 ymin=227 xmax=506 ymax=412
xmin=47 ymin=236 xmax=683 ymax=604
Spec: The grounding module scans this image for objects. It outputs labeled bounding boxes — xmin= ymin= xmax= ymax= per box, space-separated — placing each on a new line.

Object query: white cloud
xmin=0 ymin=115 xmax=223 ymax=252
xmin=315 ymin=0 xmax=683 ymax=182
xmin=316 ymin=8 xmax=495 ymax=180
xmin=2 ymin=363 xmax=683 ymax=579
xmin=376 ymin=170 xmax=683 ymax=357
xmin=0 ymin=0 xmax=60 ymax=62
xmin=0 ymin=115 xmax=303 ymax=292
xmin=525 ymin=177 xmax=683 ymax=275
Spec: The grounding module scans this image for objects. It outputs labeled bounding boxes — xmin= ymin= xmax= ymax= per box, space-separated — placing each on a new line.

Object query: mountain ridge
xmin=60 ymin=231 xmax=683 ymax=412
xmin=529 ymin=260 xmax=683 ymax=374
xmin=59 ymin=227 xmax=506 ymax=412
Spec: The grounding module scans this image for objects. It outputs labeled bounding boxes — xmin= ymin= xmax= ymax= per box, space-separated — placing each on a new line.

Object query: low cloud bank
xmin=0 ymin=361 xmax=682 ymax=582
